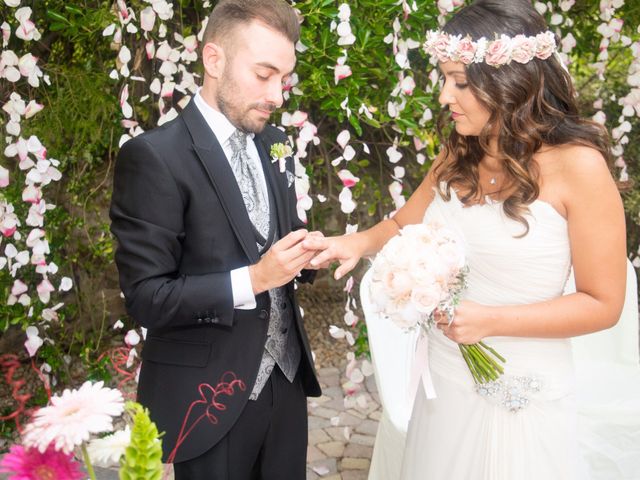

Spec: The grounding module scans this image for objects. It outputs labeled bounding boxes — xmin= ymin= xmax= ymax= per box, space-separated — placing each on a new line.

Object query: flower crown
xmin=423 ymin=30 xmax=557 ymax=67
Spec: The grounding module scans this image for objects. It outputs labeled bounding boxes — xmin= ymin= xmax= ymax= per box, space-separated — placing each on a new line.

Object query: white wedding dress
xmin=400 ymin=188 xmax=584 ymax=479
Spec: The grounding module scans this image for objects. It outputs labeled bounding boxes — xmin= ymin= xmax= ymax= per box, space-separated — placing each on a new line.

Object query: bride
xmin=303 ymin=0 xmax=627 ymax=478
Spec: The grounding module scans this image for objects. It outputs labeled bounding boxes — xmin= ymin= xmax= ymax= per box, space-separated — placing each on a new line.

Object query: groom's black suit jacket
xmin=109 ymin=100 xmax=321 ymax=463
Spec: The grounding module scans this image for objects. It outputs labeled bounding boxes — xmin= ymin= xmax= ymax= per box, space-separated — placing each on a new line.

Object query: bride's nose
xmin=438 ymin=81 xmax=455 ymax=107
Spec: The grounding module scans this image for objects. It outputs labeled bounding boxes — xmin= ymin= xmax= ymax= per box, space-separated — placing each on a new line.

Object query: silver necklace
xmin=489 ymin=177 xmax=497 ymax=185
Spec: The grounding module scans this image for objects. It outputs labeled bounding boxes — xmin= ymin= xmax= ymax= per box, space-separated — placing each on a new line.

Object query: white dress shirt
xmin=193 ymin=90 xmax=269 ymax=310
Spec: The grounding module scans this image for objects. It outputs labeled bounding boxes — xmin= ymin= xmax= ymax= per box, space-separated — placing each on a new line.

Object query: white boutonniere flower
xmin=270 ymin=141 xmax=293 ymax=173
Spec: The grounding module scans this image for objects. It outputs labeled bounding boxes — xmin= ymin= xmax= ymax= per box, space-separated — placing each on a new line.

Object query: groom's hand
xmin=249 ymin=229 xmax=317 ymax=294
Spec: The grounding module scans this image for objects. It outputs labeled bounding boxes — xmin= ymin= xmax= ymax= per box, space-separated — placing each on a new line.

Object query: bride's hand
xmin=436 ymin=300 xmax=493 ymax=345
xmin=302 ymin=234 xmax=364 ymax=280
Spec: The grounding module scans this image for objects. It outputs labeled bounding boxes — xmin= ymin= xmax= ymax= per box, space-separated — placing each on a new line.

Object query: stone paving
xmin=305 ymin=366 xmax=379 ymax=480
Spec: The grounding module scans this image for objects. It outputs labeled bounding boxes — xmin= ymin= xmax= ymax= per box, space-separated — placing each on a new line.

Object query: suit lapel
xmin=255 ymin=132 xmax=290 ymax=238
xmin=180 ymin=100 xmax=260 ymax=264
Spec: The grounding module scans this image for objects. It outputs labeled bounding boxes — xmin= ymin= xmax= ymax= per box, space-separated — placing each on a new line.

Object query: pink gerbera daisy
xmin=0 ymin=444 xmax=84 ymax=480
xmin=22 ymin=381 xmax=124 ymax=454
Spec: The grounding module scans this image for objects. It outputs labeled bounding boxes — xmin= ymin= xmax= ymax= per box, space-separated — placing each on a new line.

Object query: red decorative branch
xmin=0 ymin=355 xmax=32 ymax=433
xmin=96 ymin=347 xmax=138 ymax=399
xmin=166 ymin=372 xmax=246 ymax=465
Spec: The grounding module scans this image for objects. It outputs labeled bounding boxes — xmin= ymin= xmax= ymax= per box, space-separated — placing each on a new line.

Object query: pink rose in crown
xmin=535 ymin=31 xmax=557 ymax=60
xmin=430 ymin=34 xmax=451 ymax=63
xmin=457 ymin=38 xmax=477 ymax=64
xmin=485 ymin=36 xmax=512 ymax=66
xmin=511 ymin=35 xmax=536 ymax=64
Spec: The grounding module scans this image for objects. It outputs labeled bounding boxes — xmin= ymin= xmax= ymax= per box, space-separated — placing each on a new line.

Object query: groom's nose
xmin=264 ymin=78 xmax=284 ymax=108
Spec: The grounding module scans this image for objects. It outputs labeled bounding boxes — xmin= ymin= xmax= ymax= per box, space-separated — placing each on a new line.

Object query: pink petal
xmin=11 ymin=279 xmax=28 ymax=296
xmin=0 ymin=165 xmax=9 ymax=187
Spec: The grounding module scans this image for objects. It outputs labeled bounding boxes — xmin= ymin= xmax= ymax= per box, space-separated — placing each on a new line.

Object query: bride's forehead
xmin=438 ymin=61 xmax=467 ymax=76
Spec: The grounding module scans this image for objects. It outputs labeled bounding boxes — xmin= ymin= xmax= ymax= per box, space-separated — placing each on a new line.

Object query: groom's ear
xmin=202 ymin=42 xmax=225 ymax=79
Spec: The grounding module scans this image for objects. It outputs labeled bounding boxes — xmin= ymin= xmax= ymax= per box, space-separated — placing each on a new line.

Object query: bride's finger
xmin=310 ymin=249 xmax=334 ymax=267
xmin=434 ymin=310 xmax=449 ymax=325
xmin=334 ymin=259 xmax=357 ymax=280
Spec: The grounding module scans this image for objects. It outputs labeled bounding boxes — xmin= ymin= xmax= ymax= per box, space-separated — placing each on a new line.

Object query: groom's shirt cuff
xmin=231 ymin=266 xmax=257 ymax=310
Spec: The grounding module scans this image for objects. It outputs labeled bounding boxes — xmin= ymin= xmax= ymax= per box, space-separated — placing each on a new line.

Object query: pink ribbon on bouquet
xmin=408 ymin=332 xmax=437 ymax=404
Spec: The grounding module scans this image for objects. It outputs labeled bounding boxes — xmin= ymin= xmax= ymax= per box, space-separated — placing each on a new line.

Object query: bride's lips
xmin=451 ymin=111 xmax=463 ymax=119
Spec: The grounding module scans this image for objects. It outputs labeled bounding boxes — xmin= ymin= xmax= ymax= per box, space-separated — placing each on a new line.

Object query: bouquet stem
xmin=459 ymin=343 xmax=505 ymax=384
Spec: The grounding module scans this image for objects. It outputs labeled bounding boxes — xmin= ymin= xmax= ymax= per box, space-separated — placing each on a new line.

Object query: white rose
xmin=411 ymin=282 xmax=443 ymax=315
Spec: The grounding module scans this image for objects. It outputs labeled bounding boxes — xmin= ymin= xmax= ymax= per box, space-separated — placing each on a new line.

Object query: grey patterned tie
xmin=228 ymin=130 xmax=270 ymax=240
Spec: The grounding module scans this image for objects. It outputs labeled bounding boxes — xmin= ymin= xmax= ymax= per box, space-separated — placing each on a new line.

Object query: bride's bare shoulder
xmin=538 ymin=143 xmax=617 ymax=210
xmin=538 ymin=143 xmax=609 ymax=175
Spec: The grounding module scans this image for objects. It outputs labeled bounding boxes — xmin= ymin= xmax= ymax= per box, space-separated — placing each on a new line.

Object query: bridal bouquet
xmin=369 ymin=222 xmax=505 ymax=384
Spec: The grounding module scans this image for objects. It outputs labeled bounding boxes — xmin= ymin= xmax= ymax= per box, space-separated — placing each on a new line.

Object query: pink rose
xmin=411 ymin=282 xmax=443 ymax=315
xmin=485 ymin=37 xmax=512 ymax=67
xmin=393 ymin=301 xmax=421 ymax=329
xmin=511 ymin=35 xmax=536 ymax=64
xmin=456 ymin=38 xmax=477 ymax=64
xmin=382 ymin=269 xmax=413 ymax=301
xmin=535 ymin=32 xmax=557 ymax=60
xmin=426 ymin=33 xmax=451 ymax=63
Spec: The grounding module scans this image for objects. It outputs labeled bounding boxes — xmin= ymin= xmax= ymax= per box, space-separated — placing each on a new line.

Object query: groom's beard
xmin=217 ymin=70 xmax=277 ymax=134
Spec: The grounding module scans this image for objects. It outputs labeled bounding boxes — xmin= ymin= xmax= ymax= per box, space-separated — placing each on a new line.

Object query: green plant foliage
xmin=0 ymin=0 xmax=121 ymax=364
xmin=119 ymin=402 xmax=164 ymax=480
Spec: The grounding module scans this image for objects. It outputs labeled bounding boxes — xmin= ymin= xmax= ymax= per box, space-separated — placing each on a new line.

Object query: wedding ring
xmin=446 ymin=307 xmax=455 ymax=327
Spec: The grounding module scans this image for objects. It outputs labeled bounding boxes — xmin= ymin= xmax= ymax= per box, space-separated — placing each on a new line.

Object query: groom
xmin=109 ymin=0 xmax=322 ymax=478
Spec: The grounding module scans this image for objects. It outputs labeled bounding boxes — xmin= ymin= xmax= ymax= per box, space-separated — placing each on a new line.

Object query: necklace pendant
xmin=489 ymin=177 xmax=497 ymax=185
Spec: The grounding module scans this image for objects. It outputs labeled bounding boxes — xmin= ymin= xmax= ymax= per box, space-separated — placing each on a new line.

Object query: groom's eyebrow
xmin=255 ymin=61 xmax=294 ymax=76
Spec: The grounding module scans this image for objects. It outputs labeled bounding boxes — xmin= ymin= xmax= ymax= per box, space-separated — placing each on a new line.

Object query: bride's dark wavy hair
xmin=434 ymin=0 xmax=612 ymax=234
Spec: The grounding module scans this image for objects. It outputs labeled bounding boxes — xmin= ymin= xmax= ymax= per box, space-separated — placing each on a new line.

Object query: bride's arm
xmin=444 ymin=146 xmax=627 ymax=343
xmin=303 ymin=153 xmax=442 ymax=279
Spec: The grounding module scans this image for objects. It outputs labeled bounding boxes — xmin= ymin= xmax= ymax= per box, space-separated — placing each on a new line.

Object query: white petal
xmin=59 ymin=276 xmax=73 ymax=292
xmin=25 ymin=331 xmax=43 ymax=357
xmin=343 ymin=145 xmax=356 ymax=161
xmin=336 ymin=130 xmax=350 ymax=150
xmin=102 ymin=23 xmax=116 ymax=36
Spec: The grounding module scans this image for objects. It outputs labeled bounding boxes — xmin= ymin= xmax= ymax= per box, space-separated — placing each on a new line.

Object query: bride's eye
xmin=456 ymin=83 xmax=469 ymax=89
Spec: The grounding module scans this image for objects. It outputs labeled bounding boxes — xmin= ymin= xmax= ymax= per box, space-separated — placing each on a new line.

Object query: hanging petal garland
xmin=324 ymin=4 xmax=375 ymax=413
xmin=533 ymin=2 xmax=640 ymax=268
xmin=103 ymin=0 xmax=205 ymax=360
xmin=535 ymin=1 xmax=638 ymax=191
xmin=104 ymin=0 xmax=201 ymax=148
xmin=0 ymin=1 xmax=73 ymax=371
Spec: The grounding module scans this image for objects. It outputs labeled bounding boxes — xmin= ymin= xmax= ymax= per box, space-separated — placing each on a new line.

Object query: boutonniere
xmin=270 ymin=141 xmax=293 ymax=173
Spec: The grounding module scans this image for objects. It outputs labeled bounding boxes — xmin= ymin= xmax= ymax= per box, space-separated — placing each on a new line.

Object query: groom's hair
xmin=202 ymin=0 xmax=300 ymax=54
